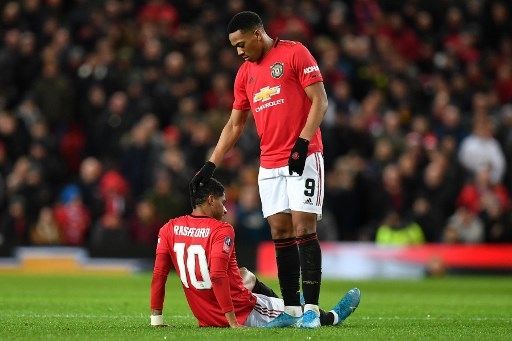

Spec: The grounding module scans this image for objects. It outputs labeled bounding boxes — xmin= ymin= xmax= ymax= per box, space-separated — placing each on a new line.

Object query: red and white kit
xmin=151 ymin=215 xmax=285 ymax=327
xmin=233 ymin=39 xmax=325 ymax=218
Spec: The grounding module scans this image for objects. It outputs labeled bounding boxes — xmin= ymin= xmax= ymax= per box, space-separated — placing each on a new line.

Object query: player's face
xmin=209 ymin=193 xmax=227 ymax=220
xmin=229 ymin=28 xmax=263 ymax=62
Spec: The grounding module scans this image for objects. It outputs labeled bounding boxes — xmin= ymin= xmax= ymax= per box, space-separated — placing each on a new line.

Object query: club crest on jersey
xmin=223 ymin=236 xmax=232 ymax=253
xmin=270 ymin=62 xmax=284 ymax=78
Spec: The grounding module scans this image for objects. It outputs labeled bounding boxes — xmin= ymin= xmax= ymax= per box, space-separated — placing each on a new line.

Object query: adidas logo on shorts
xmin=303 ymin=198 xmax=313 ymax=205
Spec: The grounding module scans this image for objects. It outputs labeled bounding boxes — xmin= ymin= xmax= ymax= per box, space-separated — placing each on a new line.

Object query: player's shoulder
xmin=160 ymin=217 xmax=182 ymax=231
xmin=186 ymin=215 xmax=232 ymax=231
xmin=212 ymin=219 xmax=233 ymax=231
xmin=277 ymin=39 xmax=308 ymax=51
xmin=168 ymin=215 xmax=187 ymax=227
xmin=210 ymin=220 xmax=234 ymax=236
xmin=162 ymin=215 xmax=190 ymax=231
xmin=235 ymin=61 xmax=250 ymax=81
xmin=275 ymin=39 xmax=312 ymax=62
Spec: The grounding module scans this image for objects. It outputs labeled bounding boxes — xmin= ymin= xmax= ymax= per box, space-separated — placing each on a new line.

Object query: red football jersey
xmin=233 ymin=39 xmax=324 ymax=168
xmin=156 ymin=215 xmax=256 ymax=327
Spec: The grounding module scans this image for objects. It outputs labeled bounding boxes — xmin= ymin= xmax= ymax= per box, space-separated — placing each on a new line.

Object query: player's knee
xmin=296 ymin=226 xmax=317 ymax=237
xmin=270 ymin=226 xmax=295 ymax=239
xmin=239 ymin=267 xmax=256 ymax=291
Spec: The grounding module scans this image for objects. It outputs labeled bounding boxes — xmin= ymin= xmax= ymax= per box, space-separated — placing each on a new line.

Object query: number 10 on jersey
xmin=173 ymin=243 xmax=212 ymax=290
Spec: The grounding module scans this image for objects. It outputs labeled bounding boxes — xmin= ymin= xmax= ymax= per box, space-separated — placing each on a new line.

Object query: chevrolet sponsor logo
xmin=253 ymin=86 xmax=281 ymax=102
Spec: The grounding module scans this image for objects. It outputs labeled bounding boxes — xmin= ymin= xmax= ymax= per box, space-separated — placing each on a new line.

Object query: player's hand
xmin=230 ymin=323 xmax=247 ymax=329
xmin=288 ymin=137 xmax=309 ymax=176
xmin=189 ymin=161 xmax=216 ymax=196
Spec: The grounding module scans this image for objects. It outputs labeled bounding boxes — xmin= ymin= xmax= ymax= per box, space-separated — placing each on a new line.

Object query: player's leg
xmin=288 ymin=152 xmax=324 ymax=328
xmin=253 ymin=278 xmax=279 ymax=298
xmin=264 ymin=212 xmax=302 ymax=326
xmin=244 ymin=289 xmax=360 ymax=327
xmin=240 ymin=267 xmax=279 ymax=298
xmin=293 ymin=211 xmax=322 ymax=328
xmin=258 ymin=167 xmax=302 ymax=327
xmin=267 ymin=213 xmax=301 ymax=306
xmin=244 ymin=293 xmax=285 ymax=327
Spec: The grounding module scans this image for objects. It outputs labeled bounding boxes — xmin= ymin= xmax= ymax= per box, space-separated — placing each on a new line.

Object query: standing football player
xmin=150 ymin=177 xmax=360 ymax=327
xmin=189 ymin=11 xmax=346 ymax=327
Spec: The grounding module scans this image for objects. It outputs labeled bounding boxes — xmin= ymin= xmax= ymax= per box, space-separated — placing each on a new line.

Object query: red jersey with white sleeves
xmin=233 ymin=39 xmax=324 ymax=168
xmin=155 ymin=215 xmax=256 ymax=327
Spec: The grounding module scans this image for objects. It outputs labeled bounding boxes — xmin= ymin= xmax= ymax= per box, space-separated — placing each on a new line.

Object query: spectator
xmin=456 ymin=165 xmax=510 ymax=241
xmin=0 ymin=111 xmax=30 ymax=163
xmin=77 ymin=157 xmax=103 ymax=221
xmin=325 ymin=155 xmax=367 ymax=241
xmin=31 ymin=61 xmax=74 ymax=130
xmin=367 ymin=163 xmax=412 ymax=225
xmin=413 ymin=158 xmax=459 ymax=242
xmin=443 ymin=206 xmax=484 ymax=244
xmin=30 ymin=206 xmax=60 ymax=245
xmin=53 ymin=184 xmax=90 ymax=246
xmin=90 ymin=170 xmax=130 ymax=249
xmin=144 ymin=169 xmax=186 ymax=223
xmin=233 ymin=185 xmax=270 ymax=270
xmin=458 ymin=115 xmax=506 ymax=184
xmin=93 ymin=91 xmax=132 ymax=160
xmin=129 ymin=198 xmax=161 ymax=246
xmin=120 ymin=118 xmax=159 ymax=199
xmin=375 ymin=210 xmax=425 ymax=246
xmin=0 ymin=195 xmax=29 ymax=245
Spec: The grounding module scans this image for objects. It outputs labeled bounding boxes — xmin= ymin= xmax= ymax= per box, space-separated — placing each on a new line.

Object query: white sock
xmin=303 ymin=304 xmax=320 ymax=315
xmin=284 ymin=305 xmax=302 ymax=317
xmin=330 ymin=310 xmax=339 ymax=325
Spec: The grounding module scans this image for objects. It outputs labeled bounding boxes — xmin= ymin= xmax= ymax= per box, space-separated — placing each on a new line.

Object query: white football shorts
xmin=244 ymin=293 xmax=285 ymax=327
xmin=258 ymin=152 xmax=324 ymax=220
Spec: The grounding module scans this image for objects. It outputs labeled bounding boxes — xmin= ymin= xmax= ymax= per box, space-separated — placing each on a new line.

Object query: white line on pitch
xmin=360 ymin=316 xmax=512 ymax=321
xmin=2 ymin=313 xmax=193 ymax=319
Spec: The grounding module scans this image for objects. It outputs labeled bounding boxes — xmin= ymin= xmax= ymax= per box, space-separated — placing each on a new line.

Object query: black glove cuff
xmin=296 ymin=137 xmax=309 ymax=153
xmin=204 ymin=161 xmax=216 ymax=173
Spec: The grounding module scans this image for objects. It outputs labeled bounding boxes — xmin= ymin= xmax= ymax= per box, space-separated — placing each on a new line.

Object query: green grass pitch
xmin=0 ymin=273 xmax=511 ymax=340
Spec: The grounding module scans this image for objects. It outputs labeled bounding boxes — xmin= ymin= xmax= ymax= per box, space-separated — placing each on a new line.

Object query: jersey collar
xmin=190 ymin=214 xmax=209 ymax=218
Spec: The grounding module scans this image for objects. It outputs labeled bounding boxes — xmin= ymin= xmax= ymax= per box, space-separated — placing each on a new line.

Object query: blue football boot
xmin=265 ymin=311 xmax=301 ymax=328
xmin=332 ymin=288 xmax=361 ymax=324
xmin=296 ymin=308 xmax=321 ymax=328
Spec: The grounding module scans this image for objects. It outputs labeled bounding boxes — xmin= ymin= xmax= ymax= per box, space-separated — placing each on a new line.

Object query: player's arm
xmin=190 ymin=65 xmax=250 ymax=190
xmin=300 ymin=81 xmax=328 ymax=141
xmin=288 ymin=81 xmax=328 ymax=176
xmin=189 ymin=108 xmax=250 ymax=192
xmin=210 ymin=228 xmax=244 ymax=328
xmin=211 ymin=255 xmax=244 ymax=328
xmin=150 ymin=252 xmax=172 ymax=327
xmin=209 ymin=108 xmax=250 ymax=166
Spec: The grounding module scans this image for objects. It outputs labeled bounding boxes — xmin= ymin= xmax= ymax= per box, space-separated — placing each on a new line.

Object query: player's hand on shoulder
xmin=288 ymin=137 xmax=309 ymax=176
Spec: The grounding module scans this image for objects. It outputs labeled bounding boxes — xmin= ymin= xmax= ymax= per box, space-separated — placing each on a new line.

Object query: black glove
xmin=190 ymin=161 xmax=216 ymax=196
xmin=288 ymin=137 xmax=309 ymax=176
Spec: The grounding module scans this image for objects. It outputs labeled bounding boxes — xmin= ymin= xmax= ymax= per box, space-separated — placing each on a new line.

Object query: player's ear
xmin=207 ymin=194 xmax=214 ymax=206
xmin=254 ymin=29 xmax=261 ymax=41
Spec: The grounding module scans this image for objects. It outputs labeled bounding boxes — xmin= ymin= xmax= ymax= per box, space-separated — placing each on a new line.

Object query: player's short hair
xmin=191 ymin=177 xmax=225 ymax=208
xmin=227 ymin=11 xmax=263 ymax=34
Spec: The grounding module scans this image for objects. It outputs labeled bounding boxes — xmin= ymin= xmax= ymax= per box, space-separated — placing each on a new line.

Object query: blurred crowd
xmin=0 ymin=0 xmax=512 ymax=256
